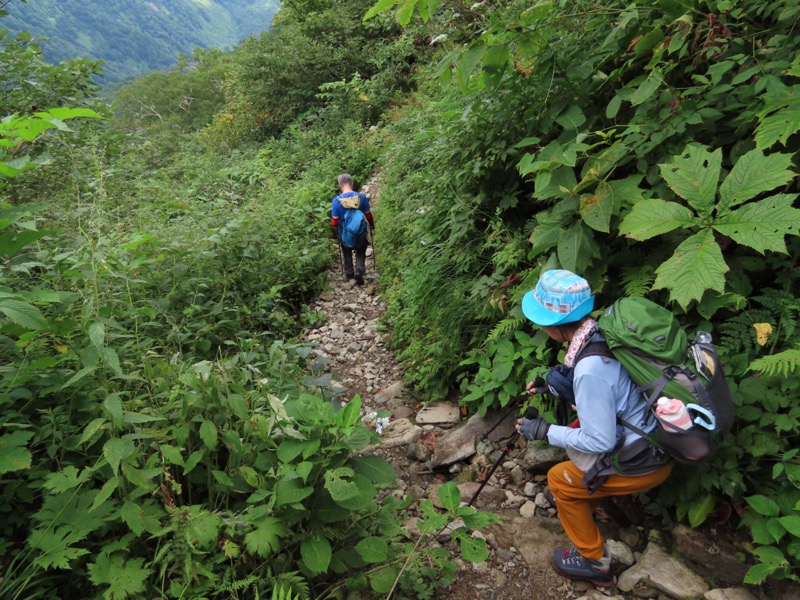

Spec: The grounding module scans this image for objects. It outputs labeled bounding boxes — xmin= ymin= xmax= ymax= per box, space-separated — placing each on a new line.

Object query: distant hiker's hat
xmin=522 ymin=269 xmax=595 ymax=326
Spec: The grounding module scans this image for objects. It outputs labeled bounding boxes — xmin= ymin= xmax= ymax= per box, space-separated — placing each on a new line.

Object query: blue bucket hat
xmin=521 ymin=269 xmax=595 ymax=326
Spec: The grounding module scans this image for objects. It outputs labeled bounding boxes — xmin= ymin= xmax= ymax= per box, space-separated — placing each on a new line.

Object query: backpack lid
xmin=599 ymin=297 xmax=687 ymax=364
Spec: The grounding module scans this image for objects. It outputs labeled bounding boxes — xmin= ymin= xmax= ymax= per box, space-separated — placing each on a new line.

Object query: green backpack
xmin=597 ymin=296 xmax=736 ymax=463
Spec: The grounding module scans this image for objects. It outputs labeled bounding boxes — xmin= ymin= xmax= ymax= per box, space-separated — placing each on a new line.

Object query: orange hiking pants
xmin=547 ymin=460 xmax=674 ymax=560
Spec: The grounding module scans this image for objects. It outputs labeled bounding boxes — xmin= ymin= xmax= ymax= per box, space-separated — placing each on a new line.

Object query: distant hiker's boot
xmin=551 ymin=546 xmax=613 ymax=587
xmin=354 ymin=269 xmax=364 ymax=285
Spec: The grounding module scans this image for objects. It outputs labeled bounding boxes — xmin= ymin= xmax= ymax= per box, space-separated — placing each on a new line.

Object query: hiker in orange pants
xmin=547 ymin=460 xmax=673 ymax=564
xmin=515 ymin=270 xmax=672 ymax=586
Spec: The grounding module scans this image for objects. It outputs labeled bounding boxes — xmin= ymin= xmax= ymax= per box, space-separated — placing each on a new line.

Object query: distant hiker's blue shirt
xmin=332 ymin=192 xmax=370 ymax=232
xmin=546 ymin=334 xmax=655 ymax=454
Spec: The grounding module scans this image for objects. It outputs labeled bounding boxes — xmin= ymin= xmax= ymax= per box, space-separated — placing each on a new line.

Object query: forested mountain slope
xmin=2 ymin=0 xmax=279 ymax=82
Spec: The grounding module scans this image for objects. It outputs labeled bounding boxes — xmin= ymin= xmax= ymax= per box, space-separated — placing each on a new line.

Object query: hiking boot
xmin=551 ymin=546 xmax=613 ymax=587
xmin=543 ymin=486 xmax=556 ymax=507
xmin=354 ymin=270 xmax=364 ymax=285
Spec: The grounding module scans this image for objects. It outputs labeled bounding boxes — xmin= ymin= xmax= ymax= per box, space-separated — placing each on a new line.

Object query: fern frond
xmin=269 ymin=572 xmax=309 ymax=600
xmin=747 ymin=349 xmax=800 ymax=377
xmin=620 ymin=264 xmax=655 ymax=297
xmin=484 ymin=316 xmax=524 ymax=345
xmin=219 ymin=575 xmax=261 ymax=592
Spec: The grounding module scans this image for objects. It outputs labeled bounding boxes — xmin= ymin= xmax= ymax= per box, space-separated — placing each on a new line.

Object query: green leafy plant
xmin=620 ymin=145 xmax=798 ymax=308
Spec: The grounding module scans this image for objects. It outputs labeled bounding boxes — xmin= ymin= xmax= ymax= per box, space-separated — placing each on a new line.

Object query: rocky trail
xmin=300 ymin=216 xmax=797 ymax=600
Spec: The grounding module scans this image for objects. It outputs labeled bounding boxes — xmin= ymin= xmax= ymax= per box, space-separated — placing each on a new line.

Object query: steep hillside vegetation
xmin=2 ymin=0 xmax=279 ymax=82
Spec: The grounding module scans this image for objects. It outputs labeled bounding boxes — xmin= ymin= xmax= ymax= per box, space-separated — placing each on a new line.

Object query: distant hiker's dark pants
xmin=341 ymin=245 xmax=366 ymax=278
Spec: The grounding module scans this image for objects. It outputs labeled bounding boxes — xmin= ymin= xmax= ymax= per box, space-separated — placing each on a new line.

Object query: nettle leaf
xmin=558 ymin=221 xmax=600 ymax=274
xmin=363 ymin=0 xmax=398 ymax=21
xmin=42 ymin=465 xmax=92 ymax=493
xmin=688 ymin=494 xmax=715 ymax=527
xmin=755 ymin=85 xmax=800 ymax=149
xmin=453 ymin=530 xmax=489 ymax=562
xmin=718 ymin=149 xmax=795 ymax=211
xmin=438 ymin=481 xmax=461 ymax=511
xmin=88 ymin=553 xmax=152 ymax=600
xmin=458 ymin=40 xmax=486 ymax=92
xmin=619 ymin=198 xmax=697 ymax=242
xmin=0 ymin=430 xmax=33 ymax=473
xmin=779 ymin=516 xmax=800 ymax=537
xmin=244 ymin=516 xmax=287 ymax=558
xmin=30 ymin=525 xmax=90 ymax=569
xmin=348 ymin=455 xmax=397 ymax=487
xmin=653 ymin=228 xmax=727 ymax=309
xmin=355 ymin=536 xmax=389 ymax=564
xmin=199 ymin=420 xmax=218 ymax=449
xmin=324 ymin=467 xmax=360 ymax=503
xmin=580 ymin=182 xmax=614 ymax=233
xmin=0 ymin=298 xmax=47 ymax=329
xmin=714 ymin=194 xmax=800 ymax=254
xmin=369 ymin=565 xmax=398 ymax=594
xmin=301 ymin=535 xmax=332 ymax=574
xmin=659 ymin=145 xmax=721 ymax=219
xmin=746 ymin=494 xmax=781 ymax=517
xmin=275 ymin=476 xmax=314 ymax=506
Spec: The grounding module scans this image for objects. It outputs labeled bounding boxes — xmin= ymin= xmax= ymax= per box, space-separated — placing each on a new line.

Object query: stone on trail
xmin=374 ymin=381 xmax=404 ymax=404
xmin=704 ymin=589 xmax=759 ymax=600
xmin=379 ymin=418 xmax=422 ymax=449
xmin=617 ymin=542 xmax=709 ymax=599
xmin=606 ymin=539 xmax=635 ymax=566
xmin=519 ymin=500 xmax=536 ymax=518
xmin=671 ymin=524 xmax=749 ymax=586
xmin=429 ymin=412 xmax=493 ymax=467
xmin=518 ymin=444 xmax=568 ymax=472
xmin=415 ymin=401 xmax=460 ymax=426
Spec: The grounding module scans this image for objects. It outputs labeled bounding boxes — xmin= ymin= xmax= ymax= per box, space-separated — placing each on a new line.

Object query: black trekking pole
xmin=469 ymin=405 xmax=541 ymax=507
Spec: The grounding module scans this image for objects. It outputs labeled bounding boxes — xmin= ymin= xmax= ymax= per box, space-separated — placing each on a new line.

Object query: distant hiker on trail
xmin=330 ymin=173 xmax=374 ymax=286
xmin=514 ymin=269 xmax=673 ymax=587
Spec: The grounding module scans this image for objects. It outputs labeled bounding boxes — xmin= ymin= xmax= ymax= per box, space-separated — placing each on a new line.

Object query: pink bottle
xmin=656 ymin=397 xmax=693 ymax=430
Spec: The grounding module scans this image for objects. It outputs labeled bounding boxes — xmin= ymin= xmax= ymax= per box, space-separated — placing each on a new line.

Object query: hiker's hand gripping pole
xmin=468 ymin=406 xmax=539 ymax=507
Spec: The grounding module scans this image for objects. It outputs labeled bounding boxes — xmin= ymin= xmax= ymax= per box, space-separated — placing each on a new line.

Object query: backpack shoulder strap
xmin=574 ymin=339 xmax=614 ymax=363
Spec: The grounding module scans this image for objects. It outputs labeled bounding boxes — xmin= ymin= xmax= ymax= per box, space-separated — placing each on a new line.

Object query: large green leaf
xmin=717 ymin=149 xmax=795 ymax=211
xmin=244 ymin=516 xmax=287 ymax=558
xmin=659 ymin=145 xmax=721 ymax=219
xmin=579 ymin=182 xmax=614 ymax=233
xmin=324 ymin=467 xmax=360 ymax=503
xmin=348 ymin=455 xmax=397 ymax=487
xmin=369 ymin=565 xmax=398 ymax=593
xmin=458 ymin=41 xmax=486 ymax=92
xmin=0 ymin=298 xmax=47 ymax=329
xmin=557 ymin=221 xmax=600 ymax=273
xmin=453 ymin=530 xmax=490 ymax=562
xmin=438 ymin=481 xmax=461 ymax=511
xmin=88 ymin=553 xmax=151 ymax=600
xmin=746 ymin=494 xmax=781 ymax=517
xmin=713 ymin=194 xmax=800 ymax=254
xmin=688 ymin=493 xmax=715 ymax=527
xmin=754 ymin=85 xmax=800 ymax=149
xmin=0 ymin=430 xmax=33 ymax=473
xmin=363 ymin=0 xmax=399 ymax=21
xmin=653 ymin=229 xmax=727 ymax=309
xmin=619 ymin=198 xmax=696 ymax=240
xmin=301 ymin=535 xmax=332 ymax=574
xmin=355 ymin=536 xmax=389 ymax=563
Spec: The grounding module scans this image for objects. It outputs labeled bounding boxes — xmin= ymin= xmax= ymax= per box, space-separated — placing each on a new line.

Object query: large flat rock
xmin=618 ymin=542 xmax=709 ymax=599
xmin=415 ymin=401 xmax=460 ymax=426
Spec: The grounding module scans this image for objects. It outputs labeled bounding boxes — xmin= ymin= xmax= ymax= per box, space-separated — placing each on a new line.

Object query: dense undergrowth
xmin=1 ymin=0 xmax=799 ymax=596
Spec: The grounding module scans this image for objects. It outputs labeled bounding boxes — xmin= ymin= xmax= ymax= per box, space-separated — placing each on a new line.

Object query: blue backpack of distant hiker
xmin=338 ymin=193 xmax=367 ymax=249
